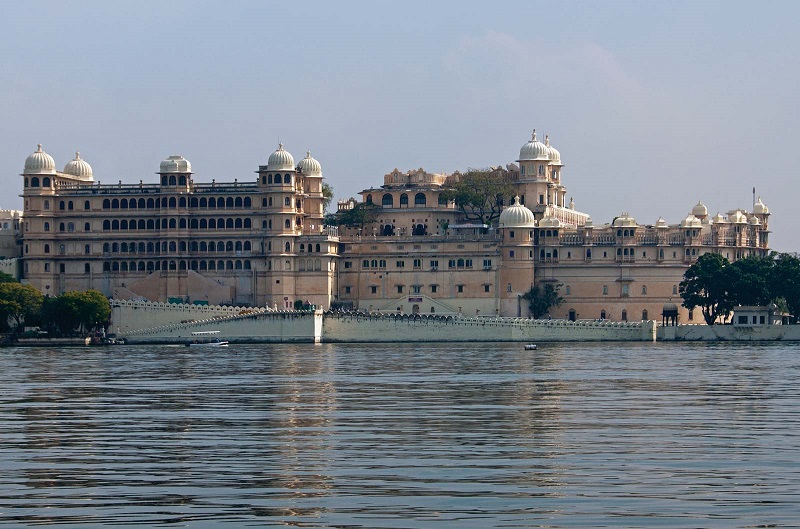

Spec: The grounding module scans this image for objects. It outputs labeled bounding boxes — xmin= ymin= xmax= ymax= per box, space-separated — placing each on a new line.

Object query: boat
xmin=186 ymin=330 xmax=229 ymax=347
xmin=524 ymin=344 xmax=537 ymax=350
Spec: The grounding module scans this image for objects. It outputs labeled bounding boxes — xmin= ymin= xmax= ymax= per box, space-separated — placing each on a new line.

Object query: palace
xmin=17 ymin=130 xmax=770 ymax=321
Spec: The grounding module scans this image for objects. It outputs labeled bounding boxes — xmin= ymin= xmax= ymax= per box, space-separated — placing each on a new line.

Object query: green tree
xmin=522 ymin=283 xmax=564 ymax=319
xmin=73 ymin=290 xmax=112 ymax=331
xmin=40 ymin=295 xmax=81 ymax=334
xmin=0 ymin=283 xmax=44 ymax=331
xmin=773 ymin=253 xmax=800 ymax=323
xmin=728 ymin=254 xmax=774 ymax=307
xmin=679 ymin=253 xmax=735 ymax=324
xmin=321 ymin=182 xmax=335 ymax=213
xmin=0 ymin=271 xmax=17 ymax=284
xmin=439 ymin=168 xmax=516 ymax=225
xmin=329 ymin=202 xmax=382 ymax=230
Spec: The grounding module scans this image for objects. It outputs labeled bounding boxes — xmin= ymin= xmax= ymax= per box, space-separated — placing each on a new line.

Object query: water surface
xmin=1 ymin=342 xmax=798 ymax=528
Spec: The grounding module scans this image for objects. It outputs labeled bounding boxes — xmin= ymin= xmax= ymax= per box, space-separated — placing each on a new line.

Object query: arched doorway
xmin=382 ymin=224 xmax=394 ymax=236
xmin=412 ymin=224 xmax=426 ymax=236
xmin=412 ymin=304 xmax=420 ymax=314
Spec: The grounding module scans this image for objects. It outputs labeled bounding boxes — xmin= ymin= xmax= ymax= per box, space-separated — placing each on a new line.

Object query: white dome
xmin=655 ymin=217 xmax=669 ymax=228
xmin=612 ymin=213 xmax=637 ymax=227
xmin=749 ymin=215 xmax=761 ymax=226
xmin=545 ymin=135 xmax=562 ymax=165
xmin=24 ymin=144 xmax=56 ymax=175
xmin=518 ymin=130 xmax=550 ymax=161
xmin=298 ymin=150 xmax=322 ymax=176
xmin=267 ymin=143 xmax=295 ymax=171
xmin=498 ymin=196 xmax=536 ymax=228
xmin=63 ymin=151 xmax=93 ymax=180
xmin=583 ymin=217 xmax=594 ymax=228
xmin=729 ymin=210 xmax=748 ymax=224
xmin=539 ymin=216 xmax=562 ymax=228
xmin=680 ymin=214 xmax=702 ymax=228
xmin=159 ymin=155 xmax=192 ymax=173
xmin=753 ymin=197 xmax=769 ymax=215
xmin=712 ymin=212 xmax=728 ymax=224
xmin=691 ymin=200 xmax=708 ymax=217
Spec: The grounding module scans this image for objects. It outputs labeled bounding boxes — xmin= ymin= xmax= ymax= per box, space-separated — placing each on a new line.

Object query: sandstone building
xmin=18 ymin=131 xmax=770 ymax=322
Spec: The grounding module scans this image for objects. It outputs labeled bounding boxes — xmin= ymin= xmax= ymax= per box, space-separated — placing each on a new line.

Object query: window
xmin=59 ymin=263 xmax=65 ymax=273
xmin=642 ymin=285 xmax=648 ymax=295
xmin=413 ymin=259 xmax=422 ymax=269
xmin=44 ymin=222 xmax=49 ymax=232
xmin=412 ymin=285 xmax=421 ymax=294
xmin=621 ymin=284 xmax=629 ymax=297
xmin=738 ymin=315 xmax=748 ymax=324
xmin=370 ymin=286 xmax=377 ymax=294
xmin=483 ymin=259 xmax=492 ymax=268
xmin=397 ymin=285 xmax=404 ymax=293
xmin=344 ymin=286 xmax=351 ymax=294
xmin=85 ymin=244 xmax=90 ymax=254
xmin=601 ymin=310 xmax=606 ymax=320
xmin=672 ymin=285 xmax=678 ymax=295
xmin=509 ymin=230 xmax=515 ymax=238
xmin=414 ymin=193 xmax=426 ymax=206
xmin=84 ymin=263 xmax=90 ymax=274
xmin=44 ymin=263 xmax=50 ymax=272
xmin=431 ymin=285 xmax=438 ymax=293
xmin=396 ymin=260 xmax=405 ymax=268
xmin=430 ymin=260 xmax=439 ymax=269
xmin=621 ymin=310 xmax=628 ymax=322
xmin=400 ymin=194 xmax=408 ymax=206
xmin=642 ymin=310 xmax=648 ymax=321
xmin=44 ymin=244 xmax=50 ymax=254
xmin=602 ymin=285 xmax=608 ymax=295
xmin=689 ymin=310 xmax=694 ymax=321
xmin=457 ymin=285 xmax=464 ymax=293
xmin=344 ymin=261 xmax=352 ymax=269
xmin=507 ymin=283 xmax=512 ymax=293
xmin=565 ymin=285 xmax=571 ymax=295
xmin=484 ymin=284 xmax=490 ymax=293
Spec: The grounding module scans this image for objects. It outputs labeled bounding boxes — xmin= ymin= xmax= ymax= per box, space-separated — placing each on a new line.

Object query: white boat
xmin=187 ymin=330 xmax=229 ymax=347
xmin=524 ymin=344 xmax=537 ymax=350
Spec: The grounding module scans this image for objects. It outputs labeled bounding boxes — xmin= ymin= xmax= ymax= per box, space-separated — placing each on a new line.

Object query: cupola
xmin=267 ymin=143 xmax=295 ymax=171
xmin=159 ymin=155 xmax=192 ymax=173
xmin=298 ymin=150 xmax=322 ymax=176
xmin=23 ymin=144 xmax=56 ymax=175
xmin=498 ymin=196 xmax=536 ymax=228
xmin=63 ymin=151 xmax=93 ymax=180
xmin=518 ymin=130 xmax=550 ymax=161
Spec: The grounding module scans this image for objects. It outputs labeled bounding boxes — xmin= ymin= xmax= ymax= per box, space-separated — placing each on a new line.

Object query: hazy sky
xmin=2 ymin=1 xmax=798 ymax=249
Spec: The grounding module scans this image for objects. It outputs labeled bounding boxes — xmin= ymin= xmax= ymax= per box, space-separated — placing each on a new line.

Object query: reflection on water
xmin=1 ymin=342 xmax=799 ymax=528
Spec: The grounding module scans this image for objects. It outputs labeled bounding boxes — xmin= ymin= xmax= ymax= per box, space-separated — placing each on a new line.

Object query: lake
xmin=1 ymin=342 xmax=798 ymax=528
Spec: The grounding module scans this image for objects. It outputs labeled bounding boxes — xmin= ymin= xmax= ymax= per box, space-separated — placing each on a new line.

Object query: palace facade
xmin=18 ymin=131 xmax=770 ymax=321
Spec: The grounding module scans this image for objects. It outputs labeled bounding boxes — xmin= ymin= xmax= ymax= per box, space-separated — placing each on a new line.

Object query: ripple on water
xmin=0 ymin=341 xmax=799 ymax=528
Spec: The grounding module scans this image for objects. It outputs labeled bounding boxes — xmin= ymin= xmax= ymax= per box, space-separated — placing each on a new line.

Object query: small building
xmin=732 ymin=305 xmax=787 ymax=326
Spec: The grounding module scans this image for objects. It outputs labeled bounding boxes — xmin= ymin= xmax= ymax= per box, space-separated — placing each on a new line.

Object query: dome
xmin=498 ymin=196 xmax=536 ymax=228
xmin=518 ymin=130 xmax=550 ymax=161
xmin=655 ymin=217 xmax=669 ymax=228
xmin=753 ymin=197 xmax=769 ymax=215
xmin=691 ymin=200 xmax=708 ymax=217
xmin=729 ymin=210 xmax=748 ymax=224
xmin=267 ymin=143 xmax=295 ymax=171
xmin=539 ymin=216 xmax=562 ymax=228
xmin=749 ymin=215 xmax=761 ymax=226
xmin=583 ymin=217 xmax=594 ymax=228
xmin=680 ymin=214 xmax=702 ymax=228
xmin=298 ymin=150 xmax=322 ymax=176
xmin=24 ymin=144 xmax=56 ymax=175
xmin=159 ymin=155 xmax=192 ymax=173
xmin=545 ymin=135 xmax=562 ymax=165
xmin=712 ymin=212 xmax=728 ymax=224
xmin=612 ymin=213 xmax=637 ymax=227
xmin=63 ymin=151 xmax=93 ymax=180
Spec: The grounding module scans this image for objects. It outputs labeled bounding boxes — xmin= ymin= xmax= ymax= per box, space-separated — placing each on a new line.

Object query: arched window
xmin=600 ymin=310 xmax=606 ymax=320
xmin=672 ymin=285 xmax=678 ymax=295
xmin=244 ymin=197 xmax=251 ymax=207
xmin=200 ymin=261 xmax=207 ymax=270
xmin=179 ymin=175 xmax=187 ymax=186
xmin=44 ymin=244 xmax=50 ymax=253
xmin=169 ymin=219 xmax=176 ymax=229
xmin=642 ymin=285 xmax=647 ymax=295
xmin=621 ymin=310 xmax=628 ymax=322
xmin=285 ymin=219 xmax=291 ymax=229
xmin=244 ymin=260 xmax=251 ymax=269
xmin=226 ymin=197 xmax=234 ymax=208
xmin=44 ymin=222 xmax=50 ymax=232
xmin=103 ymin=199 xmax=110 ymax=209
xmin=225 ymin=218 xmax=233 ymax=229
xmin=400 ymin=194 xmax=408 ymax=207
xmin=179 ymin=219 xmax=187 ymax=229
xmin=111 ymin=220 xmax=119 ymax=230
xmin=235 ymin=241 xmax=242 ymax=252
xmin=235 ymin=218 xmax=242 ymax=229
xmin=244 ymin=241 xmax=251 ymax=251
xmin=30 ymin=177 xmax=40 ymax=187
xmin=642 ymin=310 xmax=649 ymax=321
xmin=414 ymin=193 xmax=426 ymax=206
xmin=179 ymin=197 xmax=186 ymax=208
xmin=168 ymin=197 xmax=176 ymax=208
xmin=226 ymin=241 xmax=234 ymax=252
xmin=244 ymin=218 xmax=251 ymax=229
xmin=284 ymin=174 xmax=291 ymax=184
xmin=168 ymin=175 xmax=177 ymax=186
xmin=285 ymin=241 xmax=291 ymax=252
xmin=120 ymin=220 xmax=128 ymax=230
xmin=382 ymin=194 xmax=394 ymax=207
xmin=284 ymin=197 xmax=291 ymax=207
xmin=366 ymin=194 xmax=373 ymax=205
xmin=103 ymin=220 xmax=110 ymax=230
xmin=42 ymin=177 xmax=50 ymax=187
xmin=216 ymin=241 xmax=224 ymax=252
xmin=147 ymin=198 xmax=155 ymax=208
xmin=602 ymin=285 xmax=608 ymax=295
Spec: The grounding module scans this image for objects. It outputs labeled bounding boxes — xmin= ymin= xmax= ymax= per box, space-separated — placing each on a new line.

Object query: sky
xmin=1 ymin=0 xmax=798 ymax=250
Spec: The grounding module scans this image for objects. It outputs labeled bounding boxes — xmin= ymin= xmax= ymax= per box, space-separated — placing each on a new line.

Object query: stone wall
xmin=660 ymin=324 xmax=800 ymax=341
xmin=323 ymin=313 xmax=656 ymax=342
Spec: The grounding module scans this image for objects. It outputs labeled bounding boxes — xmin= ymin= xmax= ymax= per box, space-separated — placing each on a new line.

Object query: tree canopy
xmin=522 ymin=283 xmax=564 ymax=319
xmin=321 ymin=182 xmax=334 ymax=213
xmin=0 ymin=282 xmax=44 ymax=330
xmin=326 ymin=202 xmax=382 ymax=229
xmin=679 ymin=253 xmax=735 ymax=324
xmin=439 ymin=168 xmax=516 ymax=225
